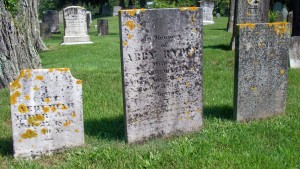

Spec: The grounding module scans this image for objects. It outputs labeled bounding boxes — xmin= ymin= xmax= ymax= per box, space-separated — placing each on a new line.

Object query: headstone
xmin=62 ymin=6 xmax=93 ymax=45
xmin=40 ymin=22 xmax=52 ymax=39
xmin=289 ymin=36 xmax=300 ymax=68
xmin=43 ymin=10 xmax=60 ymax=33
xmin=234 ymin=23 xmax=290 ymax=121
xmin=287 ymin=12 xmax=293 ymax=32
xmin=119 ymin=8 xmax=203 ymax=144
xmin=282 ymin=6 xmax=288 ymax=21
xmin=86 ymin=12 xmax=91 ymax=33
xmin=113 ymin=6 xmax=122 ymax=16
xmin=273 ymin=2 xmax=283 ymax=21
xmin=201 ymin=0 xmax=214 ymax=25
xmin=97 ymin=19 xmax=109 ymax=36
xmin=231 ymin=0 xmax=270 ymax=50
xmin=86 ymin=11 xmax=92 ymax=23
xmin=102 ymin=5 xmax=112 ymax=15
xmin=59 ymin=10 xmax=64 ymax=24
xmin=10 ymin=69 xmax=84 ymax=159
xmin=216 ymin=13 xmax=221 ymax=18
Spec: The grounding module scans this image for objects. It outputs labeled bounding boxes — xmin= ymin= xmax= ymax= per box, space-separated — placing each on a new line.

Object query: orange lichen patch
xmin=21 ymin=129 xmax=38 ymax=139
xmin=185 ymin=82 xmax=190 ymax=87
xmin=250 ymin=86 xmax=257 ymax=91
xmin=75 ymin=129 xmax=79 ymax=133
xmin=271 ymin=22 xmax=289 ymax=36
xmin=18 ymin=104 xmax=28 ymax=113
xmin=25 ymin=95 xmax=30 ymax=101
xmin=33 ymin=86 xmax=39 ymax=91
xmin=125 ymin=20 xmax=135 ymax=31
xmin=41 ymin=128 xmax=47 ymax=134
xmin=191 ymin=15 xmax=196 ymax=24
xmin=42 ymin=106 xmax=50 ymax=113
xmin=128 ymin=34 xmax=133 ymax=39
xmin=127 ymin=9 xmax=137 ymax=16
xmin=28 ymin=114 xmax=45 ymax=126
xmin=188 ymin=7 xmax=198 ymax=11
xmin=61 ymin=105 xmax=68 ymax=110
xmin=196 ymin=108 xmax=201 ymax=113
xmin=63 ymin=121 xmax=72 ymax=127
xmin=123 ymin=40 xmax=128 ymax=46
xmin=179 ymin=7 xmax=188 ymax=11
xmin=36 ymin=75 xmax=44 ymax=81
xmin=280 ymin=69 xmax=285 ymax=75
xmin=71 ymin=112 xmax=76 ymax=118
xmin=44 ymin=98 xmax=50 ymax=103
xmin=56 ymin=68 xmax=70 ymax=72
xmin=24 ymin=70 xmax=32 ymax=79
xmin=10 ymin=80 xmax=22 ymax=90
xmin=76 ymin=80 xmax=82 ymax=85
xmin=49 ymin=68 xmax=55 ymax=73
xmin=238 ymin=23 xmax=256 ymax=30
xmin=50 ymin=106 xmax=57 ymax=112
xmin=10 ymin=91 xmax=21 ymax=105
xmin=141 ymin=8 xmax=146 ymax=12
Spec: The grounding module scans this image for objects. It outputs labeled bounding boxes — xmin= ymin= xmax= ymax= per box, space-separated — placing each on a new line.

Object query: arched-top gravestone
xmin=62 ymin=6 xmax=93 ymax=45
xmin=201 ymin=0 xmax=214 ymax=25
xmin=10 ymin=69 xmax=84 ymax=159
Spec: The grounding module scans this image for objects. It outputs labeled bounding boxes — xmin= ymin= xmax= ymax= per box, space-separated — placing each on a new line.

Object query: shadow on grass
xmin=204 ymin=105 xmax=233 ymax=120
xmin=210 ymin=28 xmax=227 ymax=31
xmin=204 ymin=44 xmax=232 ymax=51
xmin=85 ymin=115 xmax=125 ymax=141
xmin=0 ymin=137 xmax=13 ymax=156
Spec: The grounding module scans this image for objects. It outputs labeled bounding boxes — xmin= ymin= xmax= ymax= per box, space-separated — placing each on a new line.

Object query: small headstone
xmin=43 ymin=10 xmax=60 ymax=33
xmin=86 ymin=11 xmax=92 ymax=23
xmin=288 ymin=11 xmax=293 ymax=32
xmin=10 ymin=69 xmax=84 ymax=159
xmin=120 ymin=8 xmax=204 ymax=144
xmin=282 ymin=6 xmax=288 ymax=21
xmin=86 ymin=12 xmax=91 ymax=33
xmin=234 ymin=23 xmax=290 ymax=121
xmin=289 ymin=36 xmax=300 ymax=68
xmin=201 ymin=0 xmax=214 ymax=25
xmin=40 ymin=22 xmax=52 ymax=39
xmin=61 ymin=6 xmax=93 ymax=45
xmin=216 ymin=13 xmax=221 ymax=18
xmin=59 ymin=10 xmax=64 ymax=24
xmin=97 ymin=19 xmax=109 ymax=36
xmin=113 ymin=6 xmax=122 ymax=16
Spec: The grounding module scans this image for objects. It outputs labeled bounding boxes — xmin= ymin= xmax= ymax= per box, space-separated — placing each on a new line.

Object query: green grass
xmin=1 ymin=16 xmax=300 ymax=168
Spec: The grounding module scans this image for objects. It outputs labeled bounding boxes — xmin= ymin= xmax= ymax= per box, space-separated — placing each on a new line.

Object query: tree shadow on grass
xmin=203 ymin=105 xmax=233 ymax=120
xmin=0 ymin=137 xmax=13 ymax=156
xmin=84 ymin=115 xmax=125 ymax=141
xmin=204 ymin=44 xmax=232 ymax=51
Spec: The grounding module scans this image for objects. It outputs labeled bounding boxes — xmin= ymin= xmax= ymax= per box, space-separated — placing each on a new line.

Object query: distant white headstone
xmin=113 ymin=6 xmax=122 ymax=16
xmin=201 ymin=0 xmax=214 ymax=25
xmin=62 ymin=6 xmax=93 ymax=45
xmin=10 ymin=69 xmax=84 ymax=159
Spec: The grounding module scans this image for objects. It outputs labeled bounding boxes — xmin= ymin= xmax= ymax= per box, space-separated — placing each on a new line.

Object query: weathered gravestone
xmin=231 ymin=0 xmax=270 ymax=50
xmin=59 ymin=10 xmax=64 ymax=24
xmin=43 ymin=10 xmax=60 ymax=33
xmin=62 ymin=6 xmax=93 ymax=45
xmin=119 ymin=8 xmax=203 ymax=143
xmin=201 ymin=0 xmax=214 ymax=25
xmin=289 ymin=0 xmax=300 ymax=68
xmin=234 ymin=23 xmax=290 ymax=121
xmin=113 ymin=6 xmax=122 ymax=16
xmin=86 ymin=11 xmax=92 ymax=23
xmin=40 ymin=22 xmax=52 ymax=39
xmin=10 ymin=69 xmax=84 ymax=158
xmin=282 ymin=6 xmax=288 ymax=21
xmin=97 ymin=19 xmax=109 ymax=36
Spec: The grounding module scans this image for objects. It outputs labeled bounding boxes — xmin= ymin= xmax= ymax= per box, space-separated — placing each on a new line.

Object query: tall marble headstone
xmin=289 ymin=0 xmax=300 ymax=68
xmin=234 ymin=23 xmax=290 ymax=121
xmin=231 ymin=0 xmax=270 ymax=50
xmin=62 ymin=6 xmax=93 ymax=45
xmin=10 ymin=69 xmax=84 ymax=158
xmin=201 ymin=0 xmax=214 ymax=25
xmin=43 ymin=10 xmax=60 ymax=33
xmin=119 ymin=8 xmax=203 ymax=143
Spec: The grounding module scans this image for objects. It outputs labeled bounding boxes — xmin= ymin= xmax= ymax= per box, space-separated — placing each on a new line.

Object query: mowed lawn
xmin=0 ymin=16 xmax=299 ymax=168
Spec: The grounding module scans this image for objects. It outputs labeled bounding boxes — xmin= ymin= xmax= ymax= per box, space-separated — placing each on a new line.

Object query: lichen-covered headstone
xmin=10 ymin=69 xmax=84 ymax=158
xmin=120 ymin=8 xmax=203 ymax=143
xmin=62 ymin=6 xmax=93 ymax=45
xmin=234 ymin=23 xmax=290 ymax=121
xmin=201 ymin=0 xmax=214 ymax=25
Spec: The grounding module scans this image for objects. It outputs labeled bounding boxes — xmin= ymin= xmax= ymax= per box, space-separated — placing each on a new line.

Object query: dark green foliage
xmin=3 ymin=0 xmax=19 ymax=16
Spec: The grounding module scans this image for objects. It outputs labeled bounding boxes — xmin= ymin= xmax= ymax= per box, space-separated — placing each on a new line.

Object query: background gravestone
xmin=10 ymin=69 xmax=84 ymax=158
xmin=59 ymin=10 xmax=64 ymax=24
xmin=40 ymin=22 xmax=52 ymax=39
xmin=43 ymin=10 xmax=60 ymax=33
xmin=234 ymin=23 xmax=290 ymax=121
xmin=289 ymin=0 xmax=300 ymax=68
xmin=62 ymin=6 xmax=93 ymax=45
xmin=273 ymin=2 xmax=283 ymax=21
xmin=292 ymin=0 xmax=300 ymax=36
xmin=231 ymin=0 xmax=270 ymax=50
xmin=97 ymin=19 xmax=109 ymax=36
xmin=113 ymin=6 xmax=122 ymax=16
xmin=282 ymin=6 xmax=288 ymax=21
xmin=201 ymin=0 xmax=214 ymax=25
xmin=120 ymin=8 xmax=204 ymax=144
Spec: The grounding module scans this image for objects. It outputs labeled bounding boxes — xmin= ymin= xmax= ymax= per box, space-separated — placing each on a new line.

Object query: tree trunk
xmin=0 ymin=0 xmax=46 ymax=89
xmin=227 ymin=0 xmax=235 ymax=32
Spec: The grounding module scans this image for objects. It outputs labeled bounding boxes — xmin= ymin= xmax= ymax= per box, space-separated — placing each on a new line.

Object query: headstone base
xmin=289 ymin=36 xmax=300 ymax=68
xmin=62 ymin=36 xmax=93 ymax=45
xmin=203 ymin=21 xmax=215 ymax=25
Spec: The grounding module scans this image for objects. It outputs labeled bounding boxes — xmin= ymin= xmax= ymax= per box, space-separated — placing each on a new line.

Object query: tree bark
xmin=227 ymin=0 xmax=235 ymax=32
xmin=0 ymin=0 xmax=46 ymax=89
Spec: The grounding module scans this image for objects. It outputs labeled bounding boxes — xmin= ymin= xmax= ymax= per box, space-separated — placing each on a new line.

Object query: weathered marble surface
xmin=289 ymin=36 xmax=300 ymax=68
xmin=10 ymin=69 xmax=84 ymax=159
xmin=201 ymin=0 xmax=214 ymax=25
xmin=62 ymin=6 xmax=93 ymax=45
xmin=119 ymin=8 xmax=203 ymax=143
xmin=234 ymin=23 xmax=290 ymax=121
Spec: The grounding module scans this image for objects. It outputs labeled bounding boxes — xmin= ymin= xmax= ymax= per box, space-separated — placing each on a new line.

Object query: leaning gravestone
xmin=120 ymin=8 xmax=203 ymax=143
xmin=10 ymin=69 xmax=84 ymax=158
xmin=62 ymin=6 xmax=93 ymax=45
xmin=234 ymin=23 xmax=290 ymax=121
xmin=201 ymin=0 xmax=214 ymax=25
xmin=289 ymin=0 xmax=300 ymax=68
xmin=231 ymin=0 xmax=270 ymax=50
xmin=43 ymin=10 xmax=60 ymax=33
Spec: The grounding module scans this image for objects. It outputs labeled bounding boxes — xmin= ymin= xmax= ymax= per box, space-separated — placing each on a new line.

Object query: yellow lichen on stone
xmin=185 ymin=82 xmax=190 ymax=87
xmin=44 ymin=98 xmax=50 ymax=103
xmin=185 ymin=111 xmax=191 ymax=115
xmin=71 ymin=112 xmax=76 ymax=117
xmin=61 ymin=105 xmax=68 ymax=110
xmin=128 ymin=34 xmax=133 ymax=39
xmin=188 ymin=7 xmax=198 ymax=11
xmin=188 ymin=48 xmax=195 ymax=57
xmin=127 ymin=9 xmax=137 ymax=16
xmin=21 ymin=129 xmax=38 ymax=139
xmin=42 ymin=106 xmax=50 ymax=113
xmin=239 ymin=23 xmax=256 ymax=30
xmin=141 ymin=8 xmax=146 ymax=12
xmin=250 ymin=86 xmax=257 ymax=91
xmin=50 ymin=106 xmax=57 ymax=112
xmin=179 ymin=7 xmax=188 ymax=11
xmin=10 ymin=80 xmax=22 ymax=90
xmin=125 ymin=20 xmax=135 ymax=31
xmin=123 ymin=40 xmax=128 ymax=46
xmin=63 ymin=120 xmax=72 ymax=127
xmin=28 ymin=114 xmax=45 ymax=126
xmin=76 ymin=80 xmax=82 ymax=85
xmin=10 ymin=91 xmax=21 ymax=104
xmin=18 ymin=104 xmax=28 ymax=113
xmin=41 ymin=128 xmax=47 ymax=134
xmin=272 ymin=22 xmax=288 ymax=36
xmin=49 ymin=68 xmax=55 ymax=73
xmin=280 ymin=69 xmax=285 ymax=75
xmin=75 ymin=129 xmax=79 ymax=133
xmin=196 ymin=108 xmax=201 ymax=113
xmin=18 ymin=139 xmax=22 ymax=142
xmin=33 ymin=86 xmax=39 ymax=91
xmin=177 ymin=77 xmax=181 ymax=81
xmin=258 ymin=42 xmax=263 ymax=47
xmin=25 ymin=95 xmax=30 ymax=101
xmin=56 ymin=68 xmax=70 ymax=72
xmin=36 ymin=75 xmax=44 ymax=81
